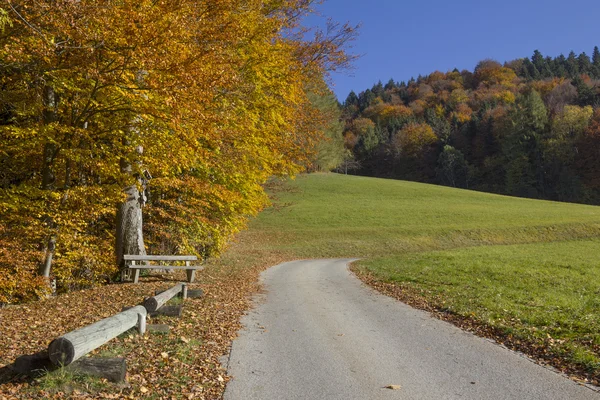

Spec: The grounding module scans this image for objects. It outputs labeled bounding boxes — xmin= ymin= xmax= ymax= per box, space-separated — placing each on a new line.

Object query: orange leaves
xmin=392 ymin=122 xmax=438 ymax=157
xmin=474 ymin=59 xmax=518 ymax=89
xmin=363 ymin=103 xmax=412 ymax=126
xmin=452 ymin=103 xmax=474 ymax=123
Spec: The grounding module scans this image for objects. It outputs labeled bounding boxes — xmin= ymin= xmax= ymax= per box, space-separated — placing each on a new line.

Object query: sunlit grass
xmin=236 ymin=172 xmax=600 ymax=375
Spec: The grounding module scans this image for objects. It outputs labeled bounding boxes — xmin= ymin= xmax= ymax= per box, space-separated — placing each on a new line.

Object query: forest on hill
xmin=341 ymin=48 xmax=600 ymax=204
xmin=0 ymin=1 xmax=355 ymax=303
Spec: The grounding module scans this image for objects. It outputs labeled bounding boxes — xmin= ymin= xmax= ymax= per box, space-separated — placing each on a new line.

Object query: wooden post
xmin=48 ymin=305 xmax=147 ymax=366
xmin=186 ymin=269 xmax=196 ymax=283
xmin=185 ymin=260 xmax=195 ymax=283
xmin=138 ymin=312 xmax=146 ymax=335
xmin=182 ymin=283 xmax=188 ymax=300
xmin=143 ymin=283 xmax=184 ymax=313
xmin=132 ymin=260 xmax=140 ymax=284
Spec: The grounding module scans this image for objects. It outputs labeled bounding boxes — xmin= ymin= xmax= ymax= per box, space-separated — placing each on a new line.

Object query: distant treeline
xmin=341 ymin=48 xmax=600 ymax=204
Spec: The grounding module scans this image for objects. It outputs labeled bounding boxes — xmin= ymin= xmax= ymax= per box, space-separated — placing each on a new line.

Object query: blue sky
xmin=305 ymin=0 xmax=600 ymax=101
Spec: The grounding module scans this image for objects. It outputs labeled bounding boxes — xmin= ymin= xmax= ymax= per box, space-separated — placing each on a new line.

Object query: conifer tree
xmin=577 ymin=52 xmax=593 ymax=76
xmin=592 ymin=46 xmax=600 ymax=78
xmin=566 ymin=51 xmax=580 ymax=78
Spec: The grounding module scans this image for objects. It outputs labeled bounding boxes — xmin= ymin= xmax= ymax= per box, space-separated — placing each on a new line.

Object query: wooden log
xmin=149 ymin=305 xmax=182 ymax=318
xmin=147 ymin=324 xmax=170 ymax=334
xmin=13 ymin=351 xmax=55 ymax=376
xmin=48 ymin=305 xmax=147 ymax=366
xmin=157 ymin=283 xmax=188 ymax=298
xmin=143 ymin=283 xmax=184 ymax=313
xmin=187 ymin=288 xmax=204 ymax=298
xmin=66 ymin=357 xmax=126 ymax=383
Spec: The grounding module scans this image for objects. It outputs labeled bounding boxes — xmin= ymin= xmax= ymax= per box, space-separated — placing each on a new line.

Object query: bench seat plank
xmin=128 ymin=265 xmax=204 ymax=270
xmin=123 ymin=255 xmax=197 ymax=262
xmin=122 ymin=254 xmax=202 ymax=283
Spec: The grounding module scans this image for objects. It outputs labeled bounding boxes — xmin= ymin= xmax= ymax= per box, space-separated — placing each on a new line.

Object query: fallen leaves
xmin=0 ymin=243 xmax=288 ymax=399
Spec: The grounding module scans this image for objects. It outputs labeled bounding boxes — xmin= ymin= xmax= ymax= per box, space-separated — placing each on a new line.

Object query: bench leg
xmin=182 ymin=284 xmax=188 ymax=300
xmin=186 ymin=269 xmax=195 ymax=283
xmin=133 ymin=269 xmax=140 ymax=284
xmin=121 ymin=268 xmax=133 ymax=282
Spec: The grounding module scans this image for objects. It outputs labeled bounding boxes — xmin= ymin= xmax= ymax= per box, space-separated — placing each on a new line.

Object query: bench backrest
xmin=123 ymin=255 xmax=197 ymax=262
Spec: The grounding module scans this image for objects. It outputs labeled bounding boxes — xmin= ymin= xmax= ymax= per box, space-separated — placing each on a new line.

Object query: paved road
xmin=223 ymin=259 xmax=598 ymax=400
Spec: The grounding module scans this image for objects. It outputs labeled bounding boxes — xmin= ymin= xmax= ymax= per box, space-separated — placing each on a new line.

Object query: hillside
xmin=232 ymin=173 xmax=600 ymax=383
xmin=340 ymin=48 xmax=600 ymax=206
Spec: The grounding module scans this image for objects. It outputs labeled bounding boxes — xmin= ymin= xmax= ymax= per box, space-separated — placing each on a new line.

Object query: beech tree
xmin=0 ymin=0 xmax=357 ymax=302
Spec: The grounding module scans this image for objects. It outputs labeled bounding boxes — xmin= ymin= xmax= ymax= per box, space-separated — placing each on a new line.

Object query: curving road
xmin=223 ymin=259 xmax=598 ymax=400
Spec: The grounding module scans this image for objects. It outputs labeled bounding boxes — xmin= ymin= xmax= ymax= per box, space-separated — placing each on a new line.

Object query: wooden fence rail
xmin=48 ymin=305 xmax=147 ymax=366
xmin=143 ymin=282 xmax=186 ymax=313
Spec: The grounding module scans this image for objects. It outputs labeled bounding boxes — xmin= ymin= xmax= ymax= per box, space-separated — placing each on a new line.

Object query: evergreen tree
xmin=516 ymin=58 xmax=532 ymax=80
xmin=503 ymin=90 xmax=548 ymax=197
xmin=592 ymin=46 xmax=600 ymax=78
xmin=553 ymin=54 xmax=568 ymax=77
xmin=566 ymin=51 xmax=580 ymax=78
xmin=592 ymin=46 xmax=600 ymax=66
xmin=358 ymin=89 xmax=376 ymax=111
xmin=372 ymin=80 xmax=384 ymax=97
xmin=577 ymin=52 xmax=592 ymax=76
xmin=532 ymin=50 xmax=551 ymax=78
xmin=384 ymin=78 xmax=396 ymax=91
xmin=522 ymin=58 xmax=539 ymax=80
xmin=572 ymin=75 xmax=596 ymax=106
xmin=344 ymin=91 xmax=359 ymax=107
xmin=437 ymin=145 xmax=469 ymax=188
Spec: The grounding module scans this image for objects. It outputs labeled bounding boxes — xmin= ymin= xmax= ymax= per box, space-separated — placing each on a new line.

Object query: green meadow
xmin=241 ymin=173 xmax=600 ymax=375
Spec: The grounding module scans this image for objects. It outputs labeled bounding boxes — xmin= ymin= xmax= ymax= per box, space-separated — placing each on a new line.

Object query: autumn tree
xmin=0 ymin=0 xmax=357 ymax=302
xmin=340 ymin=47 xmax=600 ymax=204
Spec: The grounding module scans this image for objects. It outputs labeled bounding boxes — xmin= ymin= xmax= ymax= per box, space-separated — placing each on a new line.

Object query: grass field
xmin=236 ymin=172 xmax=600 ymax=380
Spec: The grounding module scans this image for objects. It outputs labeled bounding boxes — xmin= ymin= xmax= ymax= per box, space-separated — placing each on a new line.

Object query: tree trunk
xmin=40 ymin=84 xmax=57 ymax=281
xmin=116 ymin=72 xmax=148 ymax=270
xmin=39 ymin=236 xmax=56 ymax=278
xmin=115 ymin=184 xmax=146 ymax=269
xmin=41 ymin=85 xmax=57 ymax=190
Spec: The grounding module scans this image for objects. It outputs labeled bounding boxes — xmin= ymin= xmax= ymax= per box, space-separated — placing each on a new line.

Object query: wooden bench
xmin=122 ymin=255 xmax=204 ymax=283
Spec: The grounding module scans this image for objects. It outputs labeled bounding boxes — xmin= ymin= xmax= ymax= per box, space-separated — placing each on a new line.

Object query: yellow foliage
xmin=448 ymin=89 xmax=470 ymax=109
xmin=552 ymin=105 xmax=594 ymax=139
xmin=0 ymin=0 xmax=356 ymax=302
xmin=452 ymin=103 xmax=473 ymax=123
xmin=392 ymin=123 xmax=438 ymax=157
xmin=474 ymin=61 xmax=518 ymax=88
xmin=530 ymin=78 xmax=565 ymax=98
xmin=364 ymin=103 xmax=412 ymax=126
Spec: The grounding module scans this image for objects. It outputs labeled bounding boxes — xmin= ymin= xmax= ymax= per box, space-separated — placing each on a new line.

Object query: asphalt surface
xmin=223 ymin=259 xmax=599 ymax=400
